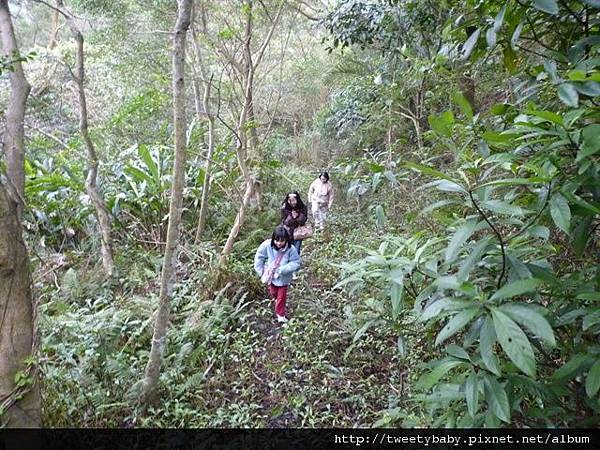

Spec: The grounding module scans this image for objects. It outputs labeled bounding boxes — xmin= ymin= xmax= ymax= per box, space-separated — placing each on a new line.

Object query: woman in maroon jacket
xmin=280 ymin=191 xmax=308 ymax=255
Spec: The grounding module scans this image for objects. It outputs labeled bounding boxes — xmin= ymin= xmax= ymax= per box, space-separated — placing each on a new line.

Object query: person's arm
xmin=254 ymin=241 xmax=269 ymax=276
xmin=280 ymin=206 xmax=287 ymax=222
xmin=307 ymin=180 xmax=315 ymax=204
xmin=277 ymin=246 xmax=301 ymax=276
xmin=328 ymin=183 xmax=334 ymax=209
xmin=297 ymin=207 xmax=307 ymax=225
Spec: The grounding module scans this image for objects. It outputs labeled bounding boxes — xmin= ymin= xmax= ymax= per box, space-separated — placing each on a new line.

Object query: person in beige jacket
xmin=307 ymin=171 xmax=334 ymax=231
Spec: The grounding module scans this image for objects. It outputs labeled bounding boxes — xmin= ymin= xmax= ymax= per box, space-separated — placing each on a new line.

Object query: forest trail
xmin=211 ymin=202 xmax=403 ymax=427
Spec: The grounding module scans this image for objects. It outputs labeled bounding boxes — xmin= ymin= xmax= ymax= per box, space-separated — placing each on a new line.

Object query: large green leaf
xmin=138 ymin=144 xmax=159 ymax=182
xmin=552 ymin=353 xmax=591 ymax=382
xmin=577 ymin=124 xmax=600 ymax=160
xmin=435 ymin=308 xmax=480 ymax=346
xmin=445 ymin=220 xmax=478 ymax=263
xmin=492 ymin=309 xmax=536 ymax=377
xmin=390 ymin=281 xmax=404 ymax=320
xmin=480 ymin=316 xmax=501 ymax=375
xmin=558 ymin=83 xmax=579 ymax=107
xmin=499 ymin=304 xmax=556 ymax=347
xmin=457 ymin=237 xmax=493 ymax=281
xmin=452 ymin=91 xmax=474 ymax=119
xmin=483 ymin=374 xmax=510 ymax=422
xmin=585 ymin=360 xmax=600 ymax=397
xmin=480 ymin=200 xmax=529 ymax=216
xmin=461 ymin=28 xmax=481 ymax=60
xmin=550 ymin=193 xmax=571 ymax=233
xmin=490 ymin=278 xmax=543 ymax=301
xmin=416 ymin=359 xmax=463 ymax=390
xmin=533 ymin=0 xmax=559 ymax=15
xmin=465 ymin=372 xmax=479 ymax=418
xmin=403 ymin=162 xmax=457 ymax=182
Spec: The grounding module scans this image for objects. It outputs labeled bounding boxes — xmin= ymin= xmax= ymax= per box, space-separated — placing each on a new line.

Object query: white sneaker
xmin=277 ymin=315 xmax=288 ymax=323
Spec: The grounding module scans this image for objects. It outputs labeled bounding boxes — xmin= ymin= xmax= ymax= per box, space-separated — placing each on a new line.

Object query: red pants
xmin=268 ymin=283 xmax=288 ymax=317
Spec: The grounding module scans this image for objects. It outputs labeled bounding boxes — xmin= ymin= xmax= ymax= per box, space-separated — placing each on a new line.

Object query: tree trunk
xmin=141 ymin=0 xmax=192 ymax=403
xmin=0 ymin=181 xmax=42 ymax=427
xmin=0 ymin=0 xmax=31 ymax=216
xmin=60 ymin=1 xmax=114 ymax=276
xmin=191 ymin=17 xmax=215 ymax=244
xmin=219 ymin=0 xmax=283 ymax=260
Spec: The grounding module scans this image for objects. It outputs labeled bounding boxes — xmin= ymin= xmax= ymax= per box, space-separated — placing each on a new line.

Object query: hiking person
xmin=254 ymin=225 xmax=301 ymax=323
xmin=308 ymin=171 xmax=334 ymax=231
xmin=280 ymin=191 xmax=308 ymax=255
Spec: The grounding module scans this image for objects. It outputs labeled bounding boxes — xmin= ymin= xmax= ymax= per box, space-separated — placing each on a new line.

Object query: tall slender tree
xmin=219 ymin=0 xmax=284 ymax=261
xmin=140 ymin=0 xmax=193 ymax=403
xmin=0 ymin=0 xmax=30 ymax=215
xmin=51 ymin=0 xmax=115 ymax=276
xmin=0 ymin=0 xmax=42 ymax=427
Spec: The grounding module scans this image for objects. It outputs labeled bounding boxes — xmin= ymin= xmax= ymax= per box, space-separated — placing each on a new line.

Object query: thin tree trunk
xmin=191 ymin=15 xmax=215 ymax=244
xmin=141 ymin=0 xmax=192 ymax=403
xmin=219 ymin=0 xmax=283 ymax=261
xmin=0 ymin=0 xmax=31 ymax=216
xmin=59 ymin=1 xmax=114 ymax=276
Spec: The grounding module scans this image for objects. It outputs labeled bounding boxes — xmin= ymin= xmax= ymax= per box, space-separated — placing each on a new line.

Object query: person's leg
xmin=274 ymin=285 xmax=289 ymax=318
xmin=268 ymin=283 xmax=278 ymax=300
xmin=315 ymin=206 xmax=326 ymax=230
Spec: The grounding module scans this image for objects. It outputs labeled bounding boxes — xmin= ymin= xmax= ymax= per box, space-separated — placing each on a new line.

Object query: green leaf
xmin=353 ymin=319 xmax=377 ymax=343
xmin=435 ymin=180 xmax=467 ymax=193
xmin=552 ymin=353 xmax=591 ymax=382
xmin=576 ymin=292 xmax=600 ymax=301
xmin=428 ymin=114 xmax=452 ymax=137
xmin=499 ymin=304 xmax=556 ymax=347
xmin=397 ymin=335 xmax=406 ymax=359
xmin=457 ymin=237 xmax=493 ymax=281
xmin=452 ymin=92 xmax=474 ymax=119
xmin=480 ymin=200 xmax=528 ymax=216
xmin=420 ymin=297 xmax=453 ymax=322
xmin=574 ymin=81 xmax=600 ymax=97
xmin=510 ymin=22 xmax=524 ymax=50
xmin=375 ymin=205 xmax=386 ymax=229
xmin=550 ymin=193 xmax=571 ymax=233
xmin=403 ymin=162 xmax=457 ymax=182
xmin=533 ymin=0 xmax=559 ymax=15
xmin=435 ymin=308 xmax=480 ymax=346
xmin=490 ymin=278 xmax=543 ymax=301
xmin=528 ymin=109 xmax=563 ymax=125
xmin=558 ymin=83 xmax=579 ymax=107
xmin=461 ymin=28 xmax=481 ymax=61
xmin=390 ymin=282 xmax=404 ymax=320
xmin=480 ymin=316 xmax=501 ymax=375
xmin=466 ymin=372 xmax=479 ymax=418
xmin=577 ymin=124 xmax=600 ymax=161
xmin=494 ymin=4 xmax=507 ymax=31
xmin=478 ymin=178 xmax=543 ymax=189
xmin=483 ymin=375 xmax=510 ymax=422
xmin=446 ymin=220 xmax=478 ymax=263
xmin=492 ymin=309 xmax=536 ymax=377
xmin=138 ymin=144 xmax=159 ymax=181
xmin=486 ymin=27 xmax=497 ymax=48
xmin=417 ymin=359 xmax=463 ymax=390
xmin=446 ymin=344 xmax=470 ymax=360
xmin=585 ymin=360 xmax=600 ymax=397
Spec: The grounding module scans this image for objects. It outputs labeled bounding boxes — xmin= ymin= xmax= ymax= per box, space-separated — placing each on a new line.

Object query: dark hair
xmin=271 ymin=225 xmax=292 ymax=249
xmin=319 ymin=171 xmax=330 ymax=182
xmin=281 ymin=191 xmax=306 ymax=213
